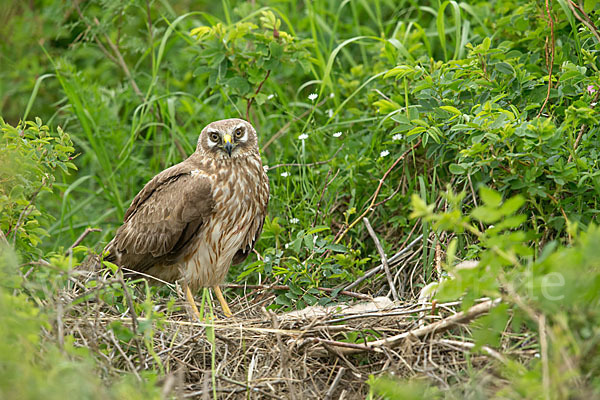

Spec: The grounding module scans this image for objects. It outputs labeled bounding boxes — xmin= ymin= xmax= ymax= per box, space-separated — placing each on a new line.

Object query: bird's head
xmin=197 ymin=118 xmax=258 ymax=159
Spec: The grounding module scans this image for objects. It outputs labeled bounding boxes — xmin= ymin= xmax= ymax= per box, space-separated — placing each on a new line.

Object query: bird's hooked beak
xmin=223 ymin=134 xmax=234 ymax=157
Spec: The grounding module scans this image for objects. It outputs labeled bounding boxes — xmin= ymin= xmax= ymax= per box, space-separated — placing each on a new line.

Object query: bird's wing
xmin=106 ymin=163 xmax=215 ymax=271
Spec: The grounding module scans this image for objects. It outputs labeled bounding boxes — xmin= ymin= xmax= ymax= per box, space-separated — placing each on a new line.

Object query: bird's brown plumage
xmin=104 ymin=118 xmax=269 ymax=292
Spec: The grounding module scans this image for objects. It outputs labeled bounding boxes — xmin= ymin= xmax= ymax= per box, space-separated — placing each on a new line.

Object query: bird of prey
xmin=104 ymin=118 xmax=269 ymax=318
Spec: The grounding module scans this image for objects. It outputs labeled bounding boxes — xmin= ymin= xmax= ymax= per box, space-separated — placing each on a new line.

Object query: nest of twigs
xmin=48 ymin=241 xmax=535 ymax=399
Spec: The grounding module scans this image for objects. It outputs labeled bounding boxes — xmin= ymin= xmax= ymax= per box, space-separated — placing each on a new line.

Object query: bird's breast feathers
xmin=182 ymin=156 xmax=268 ymax=289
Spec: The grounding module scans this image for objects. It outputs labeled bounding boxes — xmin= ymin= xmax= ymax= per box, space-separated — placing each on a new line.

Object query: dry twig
xmin=224 ymin=283 xmax=370 ymax=300
xmin=306 ymin=298 xmax=501 ymax=356
xmin=344 ymin=233 xmax=423 ymax=291
xmin=66 ymin=227 xmax=101 ymax=255
xmin=363 ymin=217 xmax=398 ymax=301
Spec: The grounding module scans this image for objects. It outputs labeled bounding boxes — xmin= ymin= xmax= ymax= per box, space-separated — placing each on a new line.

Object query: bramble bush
xmin=0 ymin=119 xmax=161 ymax=399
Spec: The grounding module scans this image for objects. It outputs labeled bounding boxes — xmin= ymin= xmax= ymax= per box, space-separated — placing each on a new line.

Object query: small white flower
xmin=333 ymin=131 xmax=342 ymax=138
xmin=308 ymin=92 xmax=318 ymax=102
xmin=313 ymin=235 xmax=318 ymax=244
xmin=263 ymin=165 xmax=269 ymax=172
xmin=380 ymin=150 xmax=390 ymax=158
xmin=290 ymin=218 xmax=299 ymax=224
xmin=329 ymin=93 xmax=335 ymax=98
xmin=285 ymin=243 xmax=290 ymax=249
xmin=392 ymin=133 xmax=402 ymax=141
xmin=327 ymin=109 xmax=334 ymax=118
xmin=298 ymin=133 xmax=309 ymax=140
xmin=280 ymin=171 xmax=290 ymax=177
xmin=267 ymin=94 xmax=275 ymax=100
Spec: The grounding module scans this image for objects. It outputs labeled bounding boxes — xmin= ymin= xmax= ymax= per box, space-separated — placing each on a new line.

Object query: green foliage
xmin=3 ymin=0 xmax=600 ymax=397
xmin=0 ymin=246 xmax=162 ymax=400
xmin=0 ymin=118 xmax=76 ymax=259
xmin=394 ymin=186 xmax=600 ymax=397
xmin=240 ymin=218 xmax=363 ymax=308
xmin=190 ymin=10 xmax=310 ymax=112
xmin=0 ymin=116 xmax=160 ymax=398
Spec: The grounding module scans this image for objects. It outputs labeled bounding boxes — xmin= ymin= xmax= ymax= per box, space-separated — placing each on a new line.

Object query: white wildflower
xmin=298 ymin=133 xmax=309 ymax=140
xmin=333 ymin=131 xmax=342 ymax=138
xmin=267 ymin=94 xmax=275 ymax=100
xmin=326 ymin=109 xmax=334 ymax=118
xmin=392 ymin=133 xmax=402 ymax=141
xmin=290 ymin=218 xmax=299 ymax=224
xmin=285 ymin=243 xmax=289 ymax=249
xmin=280 ymin=171 xmax=290 ymax=177
xmin=329 ymin=93 xmax=335 ymax=98
xmin=380 ymin=150 xmax=390 ymax=158
xmin=308 ymin=92 xmax=318 ymax=102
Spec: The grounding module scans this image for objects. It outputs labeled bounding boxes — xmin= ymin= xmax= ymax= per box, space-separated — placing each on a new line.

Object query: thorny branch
xmin=335 ymin=139 xmax=422 ymax=245
xmin=568 ymin=90 xmax=600 ymax=163
xmin=246 ymin=69 xmax=271 ymax=123
xmin=74 ymin=2 xmax=144 ymax=100
xmin=566 ymin=0 xmax=600 ymax=43
xmin=9 ymin=177 xmax=47 ymax=243
xmin=537 ymin=0 xmax=555 ymax=117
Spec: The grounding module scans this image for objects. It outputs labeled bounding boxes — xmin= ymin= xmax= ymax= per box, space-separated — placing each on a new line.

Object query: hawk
xmin=104 ymin=118 xmax=269 ymax=317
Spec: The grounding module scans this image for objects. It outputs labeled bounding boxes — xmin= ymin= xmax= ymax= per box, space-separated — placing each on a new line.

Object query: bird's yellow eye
xmin=209 ymin=132 xmax=220 ymax=142
xmin=234 ymin=128 xmax=244 ymax=139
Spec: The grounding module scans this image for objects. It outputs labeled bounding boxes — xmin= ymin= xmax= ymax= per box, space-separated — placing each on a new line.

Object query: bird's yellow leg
xmin=185 ymin=284 xmax=203 ymax=321
xmin=213 ymin=285 xmax=233 ymax=317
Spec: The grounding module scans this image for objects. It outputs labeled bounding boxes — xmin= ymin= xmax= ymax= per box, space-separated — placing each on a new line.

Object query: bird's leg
xmin=213 ymin=285 xmax=233 ymax=317
xmin=184 ymin=283 xmax=203 ymax=321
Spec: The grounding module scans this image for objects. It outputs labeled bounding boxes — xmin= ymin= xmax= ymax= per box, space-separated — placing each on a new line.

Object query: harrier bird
xmin=104 ymin=119 xmax=269 ymax=318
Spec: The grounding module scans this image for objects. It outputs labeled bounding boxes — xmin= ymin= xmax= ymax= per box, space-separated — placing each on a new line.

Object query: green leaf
xmin=499 ymin=195 xmax=525 ymax=216
xmin=324 ymin=243 xmax=347 ymax=252
xmin=410 ymin=194 xmax=435 ymax=219
xmin=471 ymin=206 xmax=503 ymax=223
xmin=269 ymin=41 xmax=283 ymax=59
xmin=306 ymin=226 xmax=330 ymax=235
xmin=440 ymin=105 xmax=462 ymax=115
xmin=225 ymin=76 xmax=250 ymax=94
xmin=495 ymin=62 xmax=515 ymax=75
xmin=479 ymin=187 xmax=502 ymax=208
xmin=109 ymin=321 xmax=134 ymax=342
xmin=449 ymin=163 xmax=465 ymax=174
xmin=584 ymin=0 xmax=597 ymax=13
